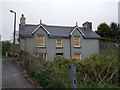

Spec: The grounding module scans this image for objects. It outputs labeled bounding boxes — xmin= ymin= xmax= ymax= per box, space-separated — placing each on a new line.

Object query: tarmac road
xmin=2 ymin=59 xmax=36 ymax=88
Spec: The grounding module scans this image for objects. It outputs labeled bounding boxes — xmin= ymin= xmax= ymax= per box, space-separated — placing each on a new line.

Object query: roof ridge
xmin=22 ymin=23 xmax=75 ymax=28
xmin=24 ymin=24 xmax=39 ymax=26
xmin=79 ymin=27 xmax=86 ymax=29
xmin=43 ymin=24 xmax=74 ymax=28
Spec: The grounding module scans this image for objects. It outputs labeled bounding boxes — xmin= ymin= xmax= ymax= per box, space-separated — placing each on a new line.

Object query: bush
xmin=19 ymin=50 xmax=38 ymax=70
xmin=19 ymin=48 xmax=119 ymax=88
xmin=27 ymin=58 xmax=76 ymax=88
xmin=76 ymin=50 xmax=119 ymax=87
xmin=2 ymin=41 xmax=11 ymax=56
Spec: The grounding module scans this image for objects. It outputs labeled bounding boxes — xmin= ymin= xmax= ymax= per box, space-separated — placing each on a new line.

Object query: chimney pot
xmin=20 ymin=14 xmax=26 ymax=25
xmin=76 ymin=22 xmax=78 ymax=26
xmin=40 ymin=19 xmax=42 ymax=24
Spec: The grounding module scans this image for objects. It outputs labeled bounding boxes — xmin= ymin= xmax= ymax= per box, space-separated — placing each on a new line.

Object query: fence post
xmin=71 ymin=64 xmax=77 ymax=88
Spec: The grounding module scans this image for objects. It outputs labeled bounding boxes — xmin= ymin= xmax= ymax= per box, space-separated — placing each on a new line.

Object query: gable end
xmin=69 ymin=27 xmax=85 ymax=36
xmin=31 ymin=25 xmax=51 ymax=35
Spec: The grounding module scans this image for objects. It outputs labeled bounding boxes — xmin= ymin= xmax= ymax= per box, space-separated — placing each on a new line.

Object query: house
xmin=19 ymin=14 xmax=100 ymax=60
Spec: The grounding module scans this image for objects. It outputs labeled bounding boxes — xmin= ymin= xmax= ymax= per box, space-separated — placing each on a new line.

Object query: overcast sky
xmin=0 ymin=0 xmax=119 ymax=40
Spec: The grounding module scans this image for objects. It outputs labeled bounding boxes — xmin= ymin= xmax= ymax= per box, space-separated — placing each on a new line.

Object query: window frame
xmin=56 ymin=53 xmax=63 ymax=58
xmin=36 ymin=53 xmax=47 ymax=60
xmin=37 ymin=35 xmax=45 ymax=47
xmin=56 ymin=39 xmax=62 ymax=47
xmin=42 ymin=54 xmax=47 ymax=60
xmin=73 ymin=36 xmax=80 ymax=47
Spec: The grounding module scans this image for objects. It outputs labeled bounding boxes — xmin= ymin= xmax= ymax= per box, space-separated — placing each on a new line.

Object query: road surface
xmin=2 ymin=59 xmax=36 ymax=88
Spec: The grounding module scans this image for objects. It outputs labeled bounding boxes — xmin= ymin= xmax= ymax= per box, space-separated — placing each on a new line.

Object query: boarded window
xmin=74 ymin=54 xmax=81 ymax=60
xmin=74 ymin=36 xmax=80 ymax=47
xmin=38 ymin=36 xmax=44 ymax=47
xmin=56 ymin=40 xmax=62 ymax=47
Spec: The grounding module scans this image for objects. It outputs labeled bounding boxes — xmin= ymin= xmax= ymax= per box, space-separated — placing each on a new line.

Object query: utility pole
xmin=10 ymin=10 xmax=16 ymax=61
xmin=71 ymin=64 xmax=77 ymax=88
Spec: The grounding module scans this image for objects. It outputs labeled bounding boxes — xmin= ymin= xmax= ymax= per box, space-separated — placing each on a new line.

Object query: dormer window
xmin=56 ymin=40 xmax=62 ymax=47
xmin=38 ymin=35 xmax=45 ymax=47
xmin=74 ymin=36 xmax=80 ymax=47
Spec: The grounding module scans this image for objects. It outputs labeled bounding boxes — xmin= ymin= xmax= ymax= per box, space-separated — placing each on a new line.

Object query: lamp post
xmin=10 ymin=10 xmax=16 ymax=60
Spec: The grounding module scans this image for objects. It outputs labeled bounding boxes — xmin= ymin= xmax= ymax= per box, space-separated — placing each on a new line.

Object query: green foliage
xmin=2 ymin=41 xmax=11 ymax=55
xmin=96 ymin=23 xmax=112 ymax=42
xmin=77 ymin=84 xmax=119 ymax=88
xmin=19 ymin=48 xmax=119 ymax=88
xmin=110 ymin=22 xmax=120 ymax=43
xmin=2 ymin=40 xmax=19 ymax=58
xmin=19 ymin=50 xmax=38 ymax=70
xmin=96 ymin=22 xmax=120 ymax=43
xmin=110 ymin=22 xmax=118 ymax=37
xmin=2 ymin=56 xmax=13 ymax=59
xmin=27 ymin=58 xmax=76 ymax=88
xmin=96 ymin=23 xmax=112 ymax=38
xmin=76 ymin=45 xmax=119 ymax=88
xmin=19 ymin=50 xmax=34 ymax=61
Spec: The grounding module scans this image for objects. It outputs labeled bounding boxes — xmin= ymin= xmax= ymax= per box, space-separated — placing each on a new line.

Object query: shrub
xmin=76 ymin=50 xmax=119 ymax=87
xmin=19 ymin=48 xmax=119 ymax=88
xmin=27 ymin=58 xmax=76 ymax=88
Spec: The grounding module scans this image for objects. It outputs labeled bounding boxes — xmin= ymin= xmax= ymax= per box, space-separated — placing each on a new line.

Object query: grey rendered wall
xmin=20 ymin=37 xmax=25 ymax=51
xmin=25 ymin=37 xmax=34 ymax=55
xmin=46 ymin=38 xmax=71 ymax=60
xmin=82 ymin=39 xmax=99 ymax=59
xmin=62 ymin=38 xmax=71 ymax=59
xmin=20 ymin=37 xmax=34 ymax=55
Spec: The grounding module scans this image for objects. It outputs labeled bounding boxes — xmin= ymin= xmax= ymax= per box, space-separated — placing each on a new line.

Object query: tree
xmin=96 ymin=23 xmax=112 ymax=42
xmin=96 ymin=22 xmax=112 ymax=38
xmin=2 ymin=41 xmax=11 ymax=56
xmin=110 ymin=22 xmax=118 ymax=42
xmin=10 ymin=31 xmax=19 ymax=44
xmin=117 ymin=24 xmax=120 ymax=43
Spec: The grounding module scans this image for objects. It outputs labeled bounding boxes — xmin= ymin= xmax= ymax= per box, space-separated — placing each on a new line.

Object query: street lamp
xmin=10 ymin=10 xmax=16 ymax=60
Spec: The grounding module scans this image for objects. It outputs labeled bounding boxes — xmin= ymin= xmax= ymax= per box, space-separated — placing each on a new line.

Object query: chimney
xmin=40 ymin=19 xmax=42 ymax=24
xmin=20 ymin=14 xmax=26 ymax=25
xmin=82 ymin=21 xmax=92 ymax=30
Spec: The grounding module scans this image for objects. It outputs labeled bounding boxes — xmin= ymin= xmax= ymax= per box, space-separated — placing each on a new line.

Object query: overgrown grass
xmin=77 ymin=84 xmax=119 ymax=88
xmin=27 ymin=58 xmax=74 ymax=88
xmin=2 ymin=55 xmax=13 ymax=59
xmin=0 ymin=55 xmax=2 ymax=59
xmin=18 ymin=46 xmax=120 ymax=88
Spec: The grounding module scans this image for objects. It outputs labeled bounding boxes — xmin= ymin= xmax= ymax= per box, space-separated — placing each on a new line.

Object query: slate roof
xmin=80 ymin=28 xmax=100 ymax=39
xmin=43 ymin=25 xmax=74 ymax=37
xmin=19 ymin=24 xmax=39 ymax=36
xmin=19 ymin=24 xmax=100 ymax=39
